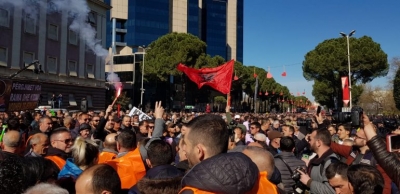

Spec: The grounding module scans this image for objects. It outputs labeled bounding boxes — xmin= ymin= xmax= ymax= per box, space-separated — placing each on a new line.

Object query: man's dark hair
xmin=326 ymin=162 xmax=348 ymax=180
xmin=92 ymin=164 xmax=121 ymax=194
xmin=139 ymin=120 xmax=148 ymax=127
xmin=147 ymin=140 xmax=173 ymax=167
xmin=7 ymin=119 xmax=20 ymax=131
xmin=244 ymin=116 xmax=249 ymax=121
xmin=117 ymin=129 xmax=137 ymax=149
xmin=288 ymin=125 xmax=295 ymax=133
xmin=0 ymin=157 xmax=26 ymax=193
xmin=347 ymin=164 xmax=384 ymax=194
xmin=315 ymin=129 xmax=332 ymax=146
xmin=50 ymin=127 xmax=70 ymax=140
xmin=338 ymin=123 xmax=351 ymax=132
xmin=250 ymin=122 xmax=261 ymax=129
xmin=186 ymin=114 xmax=229 ymax=156
xmin=280 ymin=136 xmax=295 ymax=152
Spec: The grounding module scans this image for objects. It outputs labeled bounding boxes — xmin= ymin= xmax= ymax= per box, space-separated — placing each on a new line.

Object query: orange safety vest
xmin=105 ymin=148 xmax=146 ymax=189
xmin=98 ymin=151 xmax=117 ymax=164
xmin=247 ymin=171 xmax=278 ymax=194
xmin=45 ymin=155 xmax=67 ymax=170
xmin=179 ymin=186 xmax=216 ymax=194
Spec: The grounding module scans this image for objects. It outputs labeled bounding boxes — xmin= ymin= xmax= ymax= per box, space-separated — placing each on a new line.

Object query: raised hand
xmin=154 ymin=101 xmax=164 ymax=119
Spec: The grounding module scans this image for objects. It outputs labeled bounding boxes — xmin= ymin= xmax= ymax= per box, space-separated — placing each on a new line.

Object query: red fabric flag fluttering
xmin=177 ymin=60 xmax=234 ymax=94
xmin=253 ymin=67 xmax=257 ymax=78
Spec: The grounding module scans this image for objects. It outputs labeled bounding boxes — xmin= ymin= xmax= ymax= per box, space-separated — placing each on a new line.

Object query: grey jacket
xmin=307 ymin=149 xmax=338 ymax=194
xmin=274 ymin=151 xmax=306 ymax=193
xmin=139 ymin=118 xmax=164 ymax=161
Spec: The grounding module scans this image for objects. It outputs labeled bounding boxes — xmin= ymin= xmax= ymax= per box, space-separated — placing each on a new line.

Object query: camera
xmin=291 ymin=167 xmax=308 ymax=194
xmin=291 ymin=166 xmax=306 ymax=181
xmin=331 ymin=106 xmax=363 ymax=127
xmin=297 ymin=118 xmax=313 ymax=133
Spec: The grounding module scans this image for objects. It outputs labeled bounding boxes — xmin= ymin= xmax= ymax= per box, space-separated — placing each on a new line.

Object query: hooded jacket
xmin=58 ymin=158 xmax=83 ymax=180
xmin=180 ymin=152 xmax=259 ymax=194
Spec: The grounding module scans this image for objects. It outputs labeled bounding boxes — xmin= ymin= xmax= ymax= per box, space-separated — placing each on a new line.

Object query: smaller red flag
xmin=259 ymin=92 xmax=262 ymax=95
xmin=266 ymin=72 xmax=273 ymax=79
xmin=265 ymin=91 xmax=268 ymax=96
xmin=281 ymin=71 xmax=287 ymax=77
xmin=234 ymin=75 xmax=239 ymax=81
xmin=253 ymin=67 xmax=257 ymax=78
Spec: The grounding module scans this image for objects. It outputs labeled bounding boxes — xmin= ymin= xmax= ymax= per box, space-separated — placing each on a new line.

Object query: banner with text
xmin=128 ymin=107 xmax=152 ymax=121
xmin=0 ymin=79 xmax=41 ymax=112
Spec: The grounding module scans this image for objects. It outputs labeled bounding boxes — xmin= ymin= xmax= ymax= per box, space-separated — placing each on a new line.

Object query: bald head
xmin=247 ymin=142 xmax=264 ymax=148
xmin=103 ymin=133 xmax=117 ymax=150
xmin=75 ymin=164 xmax=121 ymax=194
xmin=243 ymin=146 xmax=275 ymax=179
xmin=30 ymin=133 xmax=48 ymax=145
xmin=3 ymin=130 xmax=21 ymax=148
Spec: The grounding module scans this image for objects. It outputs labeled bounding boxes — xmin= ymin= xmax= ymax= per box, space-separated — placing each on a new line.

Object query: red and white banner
xmin=341 ymin=76 xmax=350 ymax=106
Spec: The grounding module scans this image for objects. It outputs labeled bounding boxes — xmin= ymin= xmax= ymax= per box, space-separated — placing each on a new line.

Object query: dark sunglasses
xmin=93 ymin=120 xmax=100 ymax=122
xmin=54 ymin=139 xmax=72 ymax=144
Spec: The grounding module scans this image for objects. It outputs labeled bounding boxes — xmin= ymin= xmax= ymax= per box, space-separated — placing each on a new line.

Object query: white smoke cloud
xmin=1 ymin=0 xmax=121 ymax=89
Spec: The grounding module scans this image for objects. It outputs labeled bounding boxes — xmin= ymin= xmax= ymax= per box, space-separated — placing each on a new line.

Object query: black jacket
xmin=180 ymin=152 xmax=259 ymax=194
xmin=367 ymin=136 xmax=400 ymax=187
xmin=129 ymin=165 xmax=184 ymax=194
xmin=45 ymin=147 xmax=70 ymax=160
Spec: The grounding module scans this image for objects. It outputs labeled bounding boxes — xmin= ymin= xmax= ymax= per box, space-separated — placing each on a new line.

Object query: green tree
xmin=393 ymin=68 xmax=400 ymax=110
xmin=145 ymin=32 xmax=207 ymax=81
xmin=303 ymin=36 xmax=388 ymax=108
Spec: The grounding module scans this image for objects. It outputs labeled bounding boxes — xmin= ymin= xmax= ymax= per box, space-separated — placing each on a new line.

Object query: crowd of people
xmin=1 ymin=102 xmax=400 ymax=194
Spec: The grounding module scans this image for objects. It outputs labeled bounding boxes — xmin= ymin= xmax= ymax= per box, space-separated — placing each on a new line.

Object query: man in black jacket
xmin=180 ymin=114 xmax=259 ymax=194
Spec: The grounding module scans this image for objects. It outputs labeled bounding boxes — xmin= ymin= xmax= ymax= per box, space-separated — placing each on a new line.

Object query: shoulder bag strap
xmin=276 ymin=155 xmax=294 ymax=175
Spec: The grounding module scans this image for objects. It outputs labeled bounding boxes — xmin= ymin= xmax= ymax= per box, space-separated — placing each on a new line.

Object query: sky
xmin=243 ymin=0 xmax=400 ymax=102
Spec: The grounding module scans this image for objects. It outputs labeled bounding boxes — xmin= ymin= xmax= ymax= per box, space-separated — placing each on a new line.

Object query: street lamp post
xmin=139 ymin=45 xmax=148 ymax=110
xmin=340 ymin=30 xmax=355 ymax=109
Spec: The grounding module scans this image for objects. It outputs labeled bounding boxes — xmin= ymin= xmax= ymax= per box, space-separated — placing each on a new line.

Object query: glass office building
xmin=188 ymin=0 xmax=200 ymax=37
xmin=202 ymin=0 xmax=227 ymax=60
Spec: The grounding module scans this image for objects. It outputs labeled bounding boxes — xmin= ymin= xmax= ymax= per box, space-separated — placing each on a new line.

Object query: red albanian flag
xmin=177 ymin=60 xmax=234 ymax=94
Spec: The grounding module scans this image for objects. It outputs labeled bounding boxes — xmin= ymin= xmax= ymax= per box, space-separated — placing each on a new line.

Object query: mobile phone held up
xmin=386 ymin=134 xmax=400 ymax=152
xmin=317 ymin=106 xmax=322 ymax=115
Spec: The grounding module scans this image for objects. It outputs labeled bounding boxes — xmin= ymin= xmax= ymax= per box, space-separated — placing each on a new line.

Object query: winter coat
xmin=367 ymin=136 xmax=400 ymax=188
xmin=58 ymin=158 xmax=82 ymax=180
xmin=128 ymin=164 xmax=184 ymax=194
xmin=306 ymin=149 xmax=338 ymax=194
xmin=180 ymin=152 xmax=259 ymax=194
xmin=331 ymin=142 xmax=392 ymax=194
xmin=274 ymin=151 xmax=306 ymax=193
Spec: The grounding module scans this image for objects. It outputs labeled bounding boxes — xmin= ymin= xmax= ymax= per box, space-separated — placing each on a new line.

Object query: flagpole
xmin=254 ymin=77 xmax=258 ymax=114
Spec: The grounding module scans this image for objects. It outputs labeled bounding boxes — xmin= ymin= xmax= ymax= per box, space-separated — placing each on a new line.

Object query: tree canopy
xmin=303 ymin=36 xmax=388 ymax=108
xmin=144 ymin=32 xmax=310 ymax=107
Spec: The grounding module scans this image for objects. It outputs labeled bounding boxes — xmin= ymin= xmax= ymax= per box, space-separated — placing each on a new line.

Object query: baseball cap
xmin=268 ymin=130 xmax=283 ymax=141
xmin=253 ymin=133 xmax=266 ymax=142
xmin=234 ymin=115 xmax=240 ymax=119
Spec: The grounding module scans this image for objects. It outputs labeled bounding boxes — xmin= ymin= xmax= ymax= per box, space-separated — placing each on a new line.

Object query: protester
xmin=296 ymin=129 xmax=339 ymax=194
xmin=326 ymin=162 xmax=352 ymax=194
xmin=45 ymin=127 xmax=73 ymax=170
xmin=75 ymin=164 xmax=122 ymax=194
xmin=180 ymin=114 xmax=259 ymax=194
xmin=24 ymin=183 xmax=68 ymax=194
xmin=98 ymin=133 xmax=118 ymax=163
xmin=274 ymin=136 xmax=306 ymax=193
xmin=347 ymin=164 xmax=384 ymax=194
xmin=0 ymin=130 xmax=22 ymax=160
xmin=25 ymin=133 xmax=49 ymax=157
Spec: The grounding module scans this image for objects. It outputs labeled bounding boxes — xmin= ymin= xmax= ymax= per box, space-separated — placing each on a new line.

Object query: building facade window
xmin=23 ymin=52 xmax=35 ymax=65
xmin=0 ymin=47 xmax=7 ymax=66
xmin=88 ymin=12 xmax=97 ymax=27
xmin=47 ymin=56 xmax=57 ymax=73
xmin=68 ymin=60 xmax=77 ymax=77
xmin=48 ymin=24 xmax=59 ymax=40
xmin=69 ymin=30 xmax=78 ymax=45
xmin=25 ymin=15 xmax=36 ymax=34
xmin=86 ymin=64 xmax=94 ymax=79
xmin=0 ymin=8 xmax=9 ymax=27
